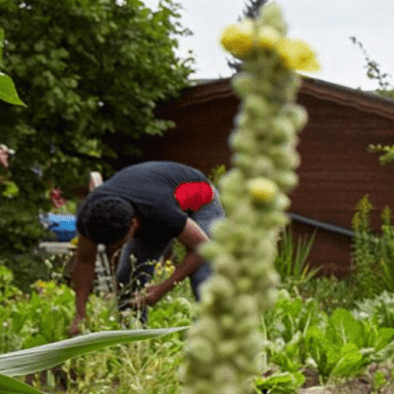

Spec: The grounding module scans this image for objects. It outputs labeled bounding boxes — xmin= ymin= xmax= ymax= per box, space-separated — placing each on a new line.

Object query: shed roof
xmin=157 ymin=76 xmax=394 ymax=122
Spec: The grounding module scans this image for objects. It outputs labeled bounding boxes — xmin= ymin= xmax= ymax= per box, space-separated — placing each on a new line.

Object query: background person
xmin=70 ymin=161 xmax=225 ymax=335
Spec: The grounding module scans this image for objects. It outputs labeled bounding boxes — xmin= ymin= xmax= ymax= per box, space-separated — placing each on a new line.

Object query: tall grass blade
xmin=0 ymin=373 xmax=46 ymax=394
xmin=0 ymin=327 xmax=187 ymax=377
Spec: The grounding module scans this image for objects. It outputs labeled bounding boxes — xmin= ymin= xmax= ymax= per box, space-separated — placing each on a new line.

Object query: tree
xmin=227 ymin=0 xmax=268 ymax=73
xmin=350 ymin=36 xmax=394 ymax=167
xmin=0 ymin=0 xmax=194 ymax=289
xmin=350 ymin=36 xmax=394 ymax=97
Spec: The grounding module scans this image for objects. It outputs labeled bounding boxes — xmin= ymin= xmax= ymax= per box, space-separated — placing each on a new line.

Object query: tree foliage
xmin=350 ymin=36 xmax=394 ymax=167
xmin=0 ymin=0 xmax=194 ymax=284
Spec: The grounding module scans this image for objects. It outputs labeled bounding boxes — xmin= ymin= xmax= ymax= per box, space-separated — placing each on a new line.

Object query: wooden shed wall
xmin=293 ymin=94 xmax=394 ymax=276
xmin=136 ymin=82 xmax=394 ymax=277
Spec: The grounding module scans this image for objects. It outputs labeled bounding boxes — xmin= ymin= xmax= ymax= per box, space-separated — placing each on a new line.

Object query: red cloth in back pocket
xmin=174 ymin=182 xmax=214 ymax=211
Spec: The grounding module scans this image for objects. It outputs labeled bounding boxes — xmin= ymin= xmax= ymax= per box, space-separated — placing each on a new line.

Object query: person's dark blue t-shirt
xmin=77 ymin=161 xmax=215 ymax=245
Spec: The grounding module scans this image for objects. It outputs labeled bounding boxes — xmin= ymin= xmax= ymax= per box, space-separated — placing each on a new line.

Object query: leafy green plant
xmin=0 ymin=264 xmax=22 ymax=304
xmin=299 ymin=275 xmax=357 ymax=314
xmin=351 ymin=195 xmax=385 ymax=300
xmin=255 ymin=371 xmax=305 ymax=393
xmin=208 ymin=164 xmax=227 ymax=190
xmin=352 ymin=291 xmax=394 ymax=328
xmin=0 ymin=27 xmax=26 ymax=107
xmin=351 ymin=196 xmax=394 ymax=300
xmin=275 ymin=224 xmax=320 ymax=289
xmin=377 ymin=207 xmax=394 ymax=293
xmin=259 ymin=289 xmax=394 ymax=386
xmin=0 ymin=326 xmax=186 ymax=394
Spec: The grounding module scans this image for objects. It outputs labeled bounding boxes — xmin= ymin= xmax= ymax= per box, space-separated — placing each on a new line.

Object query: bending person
xmin=70 ymin=161 xmax=225 ymax=335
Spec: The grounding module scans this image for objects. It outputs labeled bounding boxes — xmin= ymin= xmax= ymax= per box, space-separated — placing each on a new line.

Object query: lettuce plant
xmin=179 ymin=2 xmax=320 ymax=393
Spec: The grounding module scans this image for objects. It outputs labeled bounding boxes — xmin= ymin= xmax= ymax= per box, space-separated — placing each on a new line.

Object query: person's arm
xmin=134 ymin=218 xmax=209 ymax=307
xmin=69 ymin=234 xmax=97 ymax=335
xmin=162 ymin=218 xmax=209 ymax=292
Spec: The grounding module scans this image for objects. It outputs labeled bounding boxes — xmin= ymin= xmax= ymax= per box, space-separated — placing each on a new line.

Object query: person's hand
xmin=131 ymin=284 xmax=164 ymax=309
xmin=69 ymin=315 xmax=84 ymax=337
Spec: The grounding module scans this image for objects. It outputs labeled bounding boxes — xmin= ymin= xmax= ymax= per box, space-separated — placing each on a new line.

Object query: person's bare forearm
xmin=160 ymin=250 xmax=205 ymax=294
xmin=72 ymin=261 xmax=95 ymax=318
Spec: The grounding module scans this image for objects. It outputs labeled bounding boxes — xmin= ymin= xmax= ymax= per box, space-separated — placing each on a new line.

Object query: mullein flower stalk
xmin=179 ymin=2 xmax=320 ymax=393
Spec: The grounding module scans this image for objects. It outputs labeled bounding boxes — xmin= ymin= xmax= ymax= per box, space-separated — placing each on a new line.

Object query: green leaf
xmin=0 ymin=73 xmax=27 ymax=107
xmin=375 ymin=327 xmax=394 ymax=351
xmin=0 ymin=373 xmax=46 ymax=394
xmin=0 ymin=326 xmax=187 ymax=376
xmin=255 ymin=371 xmax=305 ymax=392
xmin=327 ymin=308 xmax=361 ymax=347
xmin=2 ymin=181 xmax=19 ymax=198
xmin=329 ymin=343 xmax=363 ymax=378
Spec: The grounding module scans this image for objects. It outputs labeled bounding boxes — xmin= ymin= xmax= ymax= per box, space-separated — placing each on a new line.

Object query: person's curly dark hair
xmin=77 ymin=195 xmax=135 ymax=245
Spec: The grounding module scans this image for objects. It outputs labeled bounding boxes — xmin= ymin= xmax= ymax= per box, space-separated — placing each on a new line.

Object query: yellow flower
xmin=256 ymin=26 xmax=281 ymax=50
xmin=220 ymin=19 xmax=255 ymax=57
xmin=247 ymin=178 xmax=278 ymax=203
xmin=34 ymin=279 xmax=46 ymax=289
xmin=33 ymin=280 xmax=57 ymax=296
xmin=277 ymin=38 xmax=321 ymax=72
xmin=70 ymin=236 xmax=79 ymax=246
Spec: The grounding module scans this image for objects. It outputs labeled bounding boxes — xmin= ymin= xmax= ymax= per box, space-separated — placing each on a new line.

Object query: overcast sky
xmin=142 ymin=0 xmax=394 ymax=91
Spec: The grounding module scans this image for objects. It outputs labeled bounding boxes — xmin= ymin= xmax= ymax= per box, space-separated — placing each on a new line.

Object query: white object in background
xmin=89 ymin=171 xmax=103 ymax=191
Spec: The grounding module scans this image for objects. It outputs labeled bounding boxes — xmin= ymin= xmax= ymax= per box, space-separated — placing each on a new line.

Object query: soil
xmin=299 ymin=361 xmax=394 ymax=394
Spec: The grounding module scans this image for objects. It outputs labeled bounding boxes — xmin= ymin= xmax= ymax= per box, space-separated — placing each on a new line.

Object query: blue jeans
xmin=116 ymin=186 xmax=225 ymax=320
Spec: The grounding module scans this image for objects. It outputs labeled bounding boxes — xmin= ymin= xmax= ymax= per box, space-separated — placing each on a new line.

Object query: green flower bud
xmin=211 ymin=219 xmax=232 ymax=241
xmin=282 ymin=103 xmax=308 ymax=130
xmin=231 ymin=202 xmax=258 ymax=225
xmin=213 ymin=364 xmax=238 ymax=384
xmin=188 ymin=316 xmax=221 ymax=343
xmin=244 ymin=95 xmax=270 ymax=118
xmin=257 ymin=2 xmax=287 ymax=36
xmin=248 ymin=259 xmax=270 ymax=279
xmin=204 ymin=275 xmax=235 ymax=302
xmin=234 ymin=112 xmax=253 ymax=129
xmin=219 ymin=193 xmax=239 ymax=212
xmin=216 ymin=384 xmax=241 ymax=394
xmin=273 ymin=169 xmax=298 ymax=191
xmin=269 ymin=145 xmax=301 ymax=169
xmin=237 ymin=277 xmax=254 ymax=292
xmin=215 ymin=253 xmax=241 ymax=280
xmin=270 ymin=192 xmax=291 ymax=211
xmin=233 ymin=295 xmax=258 ymax=317
xmin=220 ymin=314 xmax=236 ymax=330
xmin=232 ymin=153 xmax=255 ymax=172
xmin=232 ymin=73 xmax=256 ymax=97
xmin=239 ymin=332 xmax=263 ymax=357
xmin=199 ymin=240 xmax=226 ymax=260
xmin=185 ymin=338 xmax=215 ymax=364
xmin=194 ymin=380 xmax=216 ymax=394
xmin=258 ymin=211 xmax=289 ymax=228
xmin=219 ymin=168 xmax=246 ymax=195
xmin=252 ymin=156 xmax=275 ymax=174
xmin=236 ymin=315 xmax=259 ymax=335
xmin=246 ymin=177 xmax=278 ymax=204
xmin=218 ymin=340 xmax=239 ymax=358
xmin=271 ymin=116 xmax=296 ymax=143
xmin=229 ymin=130 xmax=257 ymax=153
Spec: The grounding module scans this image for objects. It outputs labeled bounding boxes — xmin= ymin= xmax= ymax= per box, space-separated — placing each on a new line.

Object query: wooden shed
xmin=132 ymin=76 xmax=394 ymax=277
